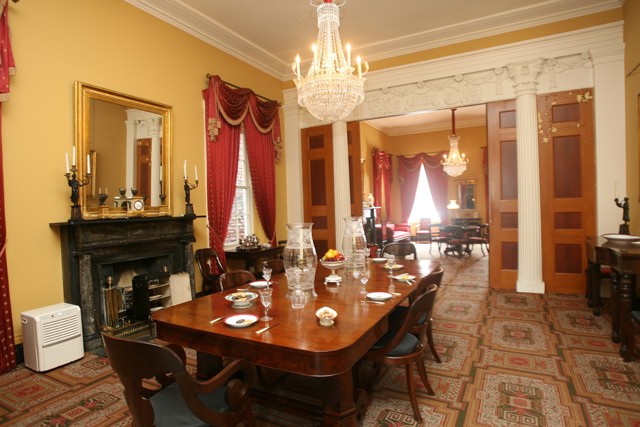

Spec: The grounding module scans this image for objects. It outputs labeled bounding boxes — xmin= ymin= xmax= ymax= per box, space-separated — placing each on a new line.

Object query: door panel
xmin=301 ymin=123 xmax=362 ymax=255
xmin=301 ymin=125 xmax=335 ymax=255
xmin=488 ymin=100 xmax=518 ymax=289
xmin=538 ymin=89 xmax=595 ymax=294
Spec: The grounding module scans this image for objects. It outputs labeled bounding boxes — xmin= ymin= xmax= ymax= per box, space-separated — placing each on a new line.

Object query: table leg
xmin=611 ymin=269 xmax=621 ymax=343
xmin=323 ymin=371 xmax=358 ymax=426
xmin=196 ymin=351 xmax=223 ymax=379
xmin=618 ymin=271 xmax=636 ymax=354
xmin=587 ymin=260 xmax=602 ymax=316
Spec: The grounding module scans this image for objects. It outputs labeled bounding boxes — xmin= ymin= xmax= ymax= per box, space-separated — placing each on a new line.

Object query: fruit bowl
xmin=320 ymin=259 xmax=345 ymax=283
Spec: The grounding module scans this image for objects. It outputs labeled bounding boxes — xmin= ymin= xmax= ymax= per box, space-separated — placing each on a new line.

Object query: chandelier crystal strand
xmin=442 ymin=108 xmax=468 ymax=177
xmin=293 ymin=0 xmax=368 ymax=122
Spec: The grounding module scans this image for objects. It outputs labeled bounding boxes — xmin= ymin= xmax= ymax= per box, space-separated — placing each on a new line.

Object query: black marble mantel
xmin=50 ymin=216 xmax=200 ymax=350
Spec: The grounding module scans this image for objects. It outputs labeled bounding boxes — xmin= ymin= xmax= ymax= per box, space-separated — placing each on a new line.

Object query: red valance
xmin=207 ymin=75 xmax=280 ymax=142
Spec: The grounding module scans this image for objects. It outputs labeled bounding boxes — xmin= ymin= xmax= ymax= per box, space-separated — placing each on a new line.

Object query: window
xmin=224 ymin=132 xmax=253 ymax=247
xmin=408 ymin=164 xmax=441 ymax=223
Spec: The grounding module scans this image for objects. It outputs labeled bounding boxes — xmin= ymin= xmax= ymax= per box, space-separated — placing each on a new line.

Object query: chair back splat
xmin=102 ymin=333 xmax=255 ymax=427
xmin=195 ymin=248 xmax=226 ymax=295
xmin=381 ymin=242 xmax=418 ymax=260
xmin=218 ymin=269 xmax=256 ymax=292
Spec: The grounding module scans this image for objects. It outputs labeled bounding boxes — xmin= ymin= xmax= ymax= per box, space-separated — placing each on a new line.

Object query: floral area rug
xmin=0 ymin=245 xmax=637 ymax=426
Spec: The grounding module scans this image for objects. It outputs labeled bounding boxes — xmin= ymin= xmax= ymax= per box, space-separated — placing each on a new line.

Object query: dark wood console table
xmin=585 ymin=236 xmax=640 ymax=349
xmin=224 ymin=245 xmax=284 ymax=272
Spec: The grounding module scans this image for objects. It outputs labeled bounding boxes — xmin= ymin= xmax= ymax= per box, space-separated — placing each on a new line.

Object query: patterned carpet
xmin=1 ymin=245 xmax=638 ymax=426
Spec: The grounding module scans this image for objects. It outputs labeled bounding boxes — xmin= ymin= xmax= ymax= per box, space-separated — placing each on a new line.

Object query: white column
xmin=508 ymin=59 xmax=545 ymax=294
xmin=149 ymin=117 xmax=162 ymax=206
xmin=590 ymin=46 xmax=626 ymax=235
xmin=332 ymin=121 xmax=351 ymax=251
xmin=283 ymin=89 xmax=304 ymax=223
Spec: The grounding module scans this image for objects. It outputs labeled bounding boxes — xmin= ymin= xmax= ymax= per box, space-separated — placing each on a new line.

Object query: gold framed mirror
xmin=75 ymin=82 xmax=172 ymax=219
xmin=457 ymin=179 xmax=477 ymax=211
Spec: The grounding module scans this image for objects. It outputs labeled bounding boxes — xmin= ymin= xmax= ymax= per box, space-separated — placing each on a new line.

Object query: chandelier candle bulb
xmin=346 ymin=43 xmax=351 ymax=69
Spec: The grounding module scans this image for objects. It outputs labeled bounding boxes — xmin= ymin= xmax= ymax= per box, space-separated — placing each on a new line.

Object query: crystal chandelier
xmin=442 ymin=108 xmax=468 ymax=177
xmin=292 ymin=0 xmax=368 ymax=122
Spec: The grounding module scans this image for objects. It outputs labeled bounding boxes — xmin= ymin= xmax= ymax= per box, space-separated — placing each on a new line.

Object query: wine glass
xmin=359 ymin=268 xmax=369 ymax=295
xmin=262 ymin=262 xmax=272 ymax=286
xmin=259 ymin=287 xmax=273 ymax=321
xmin=385 ymin=255 xmax=396 ymax=278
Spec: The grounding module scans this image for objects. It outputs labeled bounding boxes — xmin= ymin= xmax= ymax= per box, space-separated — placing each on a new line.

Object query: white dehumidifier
xmin=21 ymin=303 xmax=84 ymax=372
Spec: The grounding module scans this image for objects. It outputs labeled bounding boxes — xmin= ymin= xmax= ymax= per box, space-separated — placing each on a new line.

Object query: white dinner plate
xmin=249 ymin=281 xmax=269 ymax=288
xmin=382 ymin=264 xmax=403 ymax=270
xmin=393 ymin=274 xmax=416 ymax=281
xmin=224 ymin=314 xmax=258 ymax=328
xmin=371 ymin=258 xmax=387 ymax=263
xmin=366 ymin=292 xmax=393 ymax=301
xmin=601 ymin=233 xmax=640 ymax=242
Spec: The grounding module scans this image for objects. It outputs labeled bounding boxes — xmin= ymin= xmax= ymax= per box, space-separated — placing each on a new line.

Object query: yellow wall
xmin=5 ymin=0 xmax=285 ymax=343
xmin=624 ymin=1 xmax=640 ymax=234
xmin=360 ymin=123 xmax=487 ymax=225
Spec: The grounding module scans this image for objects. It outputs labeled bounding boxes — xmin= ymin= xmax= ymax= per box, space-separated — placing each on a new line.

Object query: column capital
xmin=507 ymin=58 xmax=545 ymax=96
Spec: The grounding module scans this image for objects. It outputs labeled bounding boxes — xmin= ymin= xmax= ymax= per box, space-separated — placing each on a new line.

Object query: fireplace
xmin=51 ymin=216 xmax=198 ymax=350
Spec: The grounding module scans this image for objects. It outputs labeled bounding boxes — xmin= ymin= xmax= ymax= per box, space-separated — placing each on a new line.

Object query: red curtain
xmin=0 ymin=0 xmax=16 ymax=372
xmin=397 ymin=153 xmax=427 ymax=222
xmin=372 ymin=149 xmax=392 ymax=220
xmin=203 ymin=76 xmax=280 ymax=264
xmin=423 ymin=153 xmax=449 ymax=225
xmin=245 ymin=96 xmax=279 ymax=246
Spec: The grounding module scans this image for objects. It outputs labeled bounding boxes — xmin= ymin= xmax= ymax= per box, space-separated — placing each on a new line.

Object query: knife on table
xmin=256 ymin=323 xmax=280 ymax=334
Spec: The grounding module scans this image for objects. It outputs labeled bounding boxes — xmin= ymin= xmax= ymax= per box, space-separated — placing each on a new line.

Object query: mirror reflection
xmin=75 ymin=82 xmax=172 ymax=219
xmin=457 ymin=179 xmax=477 ymax=210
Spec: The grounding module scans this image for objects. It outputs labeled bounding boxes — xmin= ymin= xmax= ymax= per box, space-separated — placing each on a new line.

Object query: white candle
xmin=65 ymin=153 xmax=70 ymax=173
xmin=346 ymin=43 xmax=351 ymax=69
xmin=72 ymin=146 xmax=76 ymax=166
xmin=356 ymin=56 xmax=362 ymax=78
xmin=194 ymin=166 xmax=198 ymax=181
xmin=87 ymin=154 xmax=91 ymax=174
xmin=99 ymin=187 xmax=102 ymax=195
xmin=106 ymin=187 xmax=108 ymax=195
xmin=159 ymin=165 xmax=163 ymax=178
xmin=295 ymin=54 xmax=301 ymax=78
xmin=183 ymin=160 xmax=187 ymax=179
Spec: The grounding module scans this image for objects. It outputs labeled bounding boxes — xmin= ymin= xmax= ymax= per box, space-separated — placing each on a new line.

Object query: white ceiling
xmin=126 ymin=0 xmax=620 ymax=134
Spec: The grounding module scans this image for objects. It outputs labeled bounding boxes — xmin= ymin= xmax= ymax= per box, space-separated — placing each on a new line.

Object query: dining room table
xmin=152 ymin=257 xmax=441 ymax=426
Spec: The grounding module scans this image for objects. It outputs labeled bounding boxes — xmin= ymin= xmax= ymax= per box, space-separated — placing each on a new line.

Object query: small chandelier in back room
xmin=442 ymin=108 xmax=468 ymax=177
xmin=292 ymin=0 xmax=368 ymax=122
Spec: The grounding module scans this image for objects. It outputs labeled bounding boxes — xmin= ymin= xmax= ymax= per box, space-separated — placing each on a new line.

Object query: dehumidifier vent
xmin=41 ymin=315 xmax=82 ymax=347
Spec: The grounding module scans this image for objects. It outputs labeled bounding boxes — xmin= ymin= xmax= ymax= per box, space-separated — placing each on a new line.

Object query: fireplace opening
xmin=95 ymin=254 xmax=173 ymax=339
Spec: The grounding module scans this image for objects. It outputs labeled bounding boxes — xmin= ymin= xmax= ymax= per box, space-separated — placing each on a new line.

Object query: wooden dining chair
xmin=390 ymin=268 xmax=445 ymax=363
xmin=102 ymin=332 xmax=255 ymax=427
xmin=218 ymin=269 xmax=256 ymax=291
xmin=195 ymin=248 xmax=226 ymax=295
xmin=381 ymin=241 xmax=418 ymax=260
xmin=468 ymin=223 xmax=490 ymax=256
xmin=362 ymin=284 xmax=439 ymax=422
